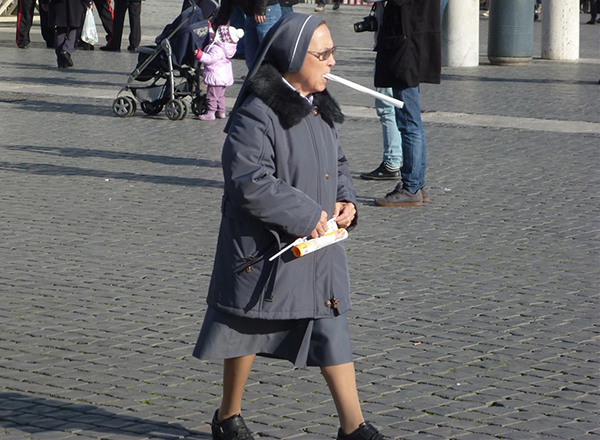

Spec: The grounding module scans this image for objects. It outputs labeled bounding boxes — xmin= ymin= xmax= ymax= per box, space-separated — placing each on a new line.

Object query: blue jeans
xmin=393 ymin=87 xmax=426 ymax=194
xmin=230 ymin=6 xmax=246 ymax=57
xmin=280 ymin=5 xmax=294 ymax=15
xmin=375 ymin=87 xmax=402 ymax=169
xmin=440 ymin=0 xmax=449 ymax=24
xmin=244 ymin=4 xmax=282 ymax=69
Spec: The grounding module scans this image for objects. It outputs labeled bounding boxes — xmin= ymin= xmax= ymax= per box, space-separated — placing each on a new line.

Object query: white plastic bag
xmin=81 ymin=8 xmax=99 ymax=46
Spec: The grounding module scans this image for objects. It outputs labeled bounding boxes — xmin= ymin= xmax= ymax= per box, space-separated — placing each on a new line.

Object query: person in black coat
xmin=41 ymin=0 xmax=93 ymax=68
xmin=100 ymin=0 xmax=143 ymax=52
xmin=15 ymin=0 xmax=54 ymax=48
xmin=373 ymin=0 xmax=441 ymax=207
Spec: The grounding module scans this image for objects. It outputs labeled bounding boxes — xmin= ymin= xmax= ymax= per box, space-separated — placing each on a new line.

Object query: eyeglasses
xmin=307 ymin=46 xmax=337 ymax=61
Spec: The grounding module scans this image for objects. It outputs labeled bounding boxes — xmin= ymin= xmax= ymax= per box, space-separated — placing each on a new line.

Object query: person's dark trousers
xmin=111 ymin=0 xmax=141 ymax=49
xmin=16 ymin=0 xmax=53 ymax=47
xmin=55 ymin=27 xmax=78 ymax=55
xmin=94 ymin=0 xmax=114 ymax=43
xmin=590 ymin=0 xmax=598 ymax=21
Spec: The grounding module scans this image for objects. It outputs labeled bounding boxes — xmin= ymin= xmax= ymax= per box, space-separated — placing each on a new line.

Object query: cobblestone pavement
xmin=0 ymin=2 xmax=599 ymax=439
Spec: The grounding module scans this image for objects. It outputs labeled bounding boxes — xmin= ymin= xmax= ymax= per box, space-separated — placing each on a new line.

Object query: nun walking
xmin=193 ymin=12 xmax=387 ymax=440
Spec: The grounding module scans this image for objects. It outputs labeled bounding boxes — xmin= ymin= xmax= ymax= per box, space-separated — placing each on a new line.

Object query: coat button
xmin=325 ymin=173 xmax=330 ymax=180
xmin=324 ymin=300 xmax=331 ymax=307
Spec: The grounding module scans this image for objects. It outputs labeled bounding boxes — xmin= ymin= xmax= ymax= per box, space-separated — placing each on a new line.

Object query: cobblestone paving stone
xmin=0 ymin=1 xmax=599 ymax=439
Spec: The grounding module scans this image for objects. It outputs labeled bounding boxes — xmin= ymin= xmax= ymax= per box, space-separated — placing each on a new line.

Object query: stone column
xmin=442 ymin=0 xmax=479 ymax=67
xmin=542 ymin=0 xmax=580 ymax=60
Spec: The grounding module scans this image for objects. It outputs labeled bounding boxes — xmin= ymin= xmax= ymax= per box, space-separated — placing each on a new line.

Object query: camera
xmin=353 ymin=15 xmax=377 ymax=33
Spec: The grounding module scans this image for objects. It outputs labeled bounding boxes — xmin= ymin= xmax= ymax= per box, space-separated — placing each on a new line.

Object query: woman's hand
xmin=333 ymin=202 xmax=356 ymax=228
xmin=254 ymin=14 xmax=266 ymax=24
xmin=309 ymin=210 xmax=329 ymax=239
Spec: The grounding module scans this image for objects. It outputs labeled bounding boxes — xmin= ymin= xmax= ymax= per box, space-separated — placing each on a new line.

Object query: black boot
xmin=337 ymin=422 xmax=386 ymax=440
xmin=211 ymin=410 xmax=255 ymax=440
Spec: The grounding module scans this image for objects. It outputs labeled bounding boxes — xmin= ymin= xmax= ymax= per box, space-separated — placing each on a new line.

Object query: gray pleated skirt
xmin=193 ymin=306 xmax=353 ymax=369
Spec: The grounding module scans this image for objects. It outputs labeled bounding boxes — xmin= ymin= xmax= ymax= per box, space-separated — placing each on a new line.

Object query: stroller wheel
xmin=191 ymin=96 xmax=207 ymax=116
xmin=141 ymin=102 xmax=164 ymax=116
xmin=165 ymin=99 xmax=186 ymax=121
xmin=113 ymin=96 xmax=136 ymax=117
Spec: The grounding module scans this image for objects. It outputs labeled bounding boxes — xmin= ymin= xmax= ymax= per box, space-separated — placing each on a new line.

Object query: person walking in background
xmin=373 ymin=0 xmax=441 ymax=207
xmin=194 ymin=25 xmax=244 ymax=120
xmin=16 ymin=0 xmax=54 ymax=49
xmin=41 ymin=0 xmax=93 ymax=68
xmin=100 ymin=0 xmax=143 ymax=52
xmin=314 ymin=0 xmax=342 ymax=13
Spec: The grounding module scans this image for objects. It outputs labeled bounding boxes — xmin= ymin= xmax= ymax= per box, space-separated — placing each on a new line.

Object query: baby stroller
xmin=112 ymin=0 xmax=218 ymax=120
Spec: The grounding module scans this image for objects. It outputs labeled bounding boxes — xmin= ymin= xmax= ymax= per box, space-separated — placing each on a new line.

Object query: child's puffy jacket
xmin=196 ymin=38 xmax=237 ymax=87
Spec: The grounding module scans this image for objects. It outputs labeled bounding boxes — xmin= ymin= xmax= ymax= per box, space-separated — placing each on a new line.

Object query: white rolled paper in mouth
xmin=323 ymin=73 xmax=404 ymax=109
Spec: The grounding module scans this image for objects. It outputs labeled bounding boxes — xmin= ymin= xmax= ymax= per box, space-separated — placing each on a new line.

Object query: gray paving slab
xmin=0 ymin=1 xmax=599 ymax=439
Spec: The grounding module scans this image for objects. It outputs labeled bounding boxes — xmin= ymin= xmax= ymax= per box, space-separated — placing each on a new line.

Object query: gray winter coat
xmin=207 ymin=64 xmax=357 ymax=320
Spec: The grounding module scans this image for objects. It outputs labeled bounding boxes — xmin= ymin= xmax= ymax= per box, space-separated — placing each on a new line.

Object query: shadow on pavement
xmin=0 ymin=60 xmax=131 ymax=76
xmin=4 ymin=145 xmax=222 ymax=168
xmin=0 ymin=75 xmax=121 ymax=89
xmin=0 ymin=392 xmax=211 ymax=439
xmin=0 ymin=161 xmax=224 ymax=188
xmin=2 ymin=98 xmax=120 ymax=117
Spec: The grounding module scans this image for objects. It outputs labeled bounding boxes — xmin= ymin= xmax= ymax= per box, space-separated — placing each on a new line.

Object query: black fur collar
xmin=248 ymin=63 xmax=344 ymax=129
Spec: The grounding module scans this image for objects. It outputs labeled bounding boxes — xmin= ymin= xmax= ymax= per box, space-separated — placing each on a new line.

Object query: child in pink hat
xmin=195 ymin=25 xmax=244 ymax=120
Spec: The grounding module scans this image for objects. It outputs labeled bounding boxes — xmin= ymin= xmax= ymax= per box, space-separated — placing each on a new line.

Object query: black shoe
xmin=337 ymin=422 xmax=386 ymax=440
xmin=127 ymin=45 xmax=137 ymax=52
xmin=211 ymin=410 xmax=255 ymax=440
xmin=360 ymin=162 xmax=401 ymax=181
xmin=17 ymin=42 xmax=29 ymax=49
xmin=59 ymin=51 xmax=74 ymax=68
xmin=77 ymin=40 xmax=94 ymax=50
xmin=586 ymin=19 xmax=596 ymax=24
xmin=332 ymin=1 xmax=341 ymax=10
xmin=100 ymin=45 xmax=121 ymax=52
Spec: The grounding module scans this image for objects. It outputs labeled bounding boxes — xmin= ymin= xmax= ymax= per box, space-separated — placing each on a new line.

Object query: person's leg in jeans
xmin=255 ymin=4 xmax=281 ymax=42
xmin=243 ymin=15 xmax=259 ymax=69
xmin=361 ymin=87 xmax=403 ymax=180
xmin=393 ymin=86 xmax=426 ymax=194
xmin=280 ymin=5 xmax=294 ymax=16
xmin=244 ymin=4 xmax=281 ymax=68
xmin=376 ymin=88 xmax=402 ymax=170
xmin=230 ymin=6 xmax=245 ymax=58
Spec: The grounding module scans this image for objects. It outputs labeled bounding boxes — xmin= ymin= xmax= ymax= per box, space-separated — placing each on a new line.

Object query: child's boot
xmin=200 ymin=111 xmax=216 ymax=121
xmin=216 ymin=111 xmax=227 ymax=119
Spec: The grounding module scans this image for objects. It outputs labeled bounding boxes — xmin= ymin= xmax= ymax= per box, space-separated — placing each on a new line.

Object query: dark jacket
xmin=43 ymin=0 xmax=92 ymax=28
xmin=374 ymin=0 xmax=441 ymax=88
xmin=207 ymin=64 xmax=357 ymax=320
